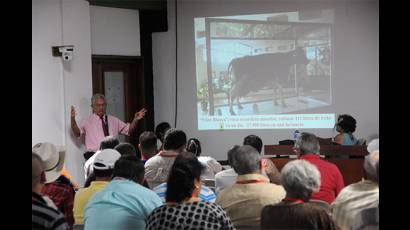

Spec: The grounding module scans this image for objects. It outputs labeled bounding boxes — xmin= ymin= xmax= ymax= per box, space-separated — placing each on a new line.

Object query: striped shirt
xmin=153 ymin=182 xmax=216 ymax=203
xmin=32 ymin=192 xmax=69 ymax=230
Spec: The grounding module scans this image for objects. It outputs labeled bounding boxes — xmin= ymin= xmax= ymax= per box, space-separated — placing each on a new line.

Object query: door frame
xmin=92 ymin=55 xmax=148 ymax=147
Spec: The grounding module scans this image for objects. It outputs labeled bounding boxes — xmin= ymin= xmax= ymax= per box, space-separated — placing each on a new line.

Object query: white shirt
xmin=144 ymin=151 xmax=178 ymax=189
xmin=331 ymin=180 xmax=379 ymax=230
xmin=84 ymin=150 xmax=101 ymax=179
xmin=215 ymin=168 xmax=238 ymax=195
xmin=198 ymin=156 xmax=223 ymax=180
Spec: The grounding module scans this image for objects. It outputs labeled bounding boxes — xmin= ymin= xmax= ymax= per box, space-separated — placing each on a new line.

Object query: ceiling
xmin=87 ymin=0 xmax=167 ymax=10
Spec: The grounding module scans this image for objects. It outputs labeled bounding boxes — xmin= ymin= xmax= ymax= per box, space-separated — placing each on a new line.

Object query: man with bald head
xmin=331 ymin=150 xmax=379 ymax=230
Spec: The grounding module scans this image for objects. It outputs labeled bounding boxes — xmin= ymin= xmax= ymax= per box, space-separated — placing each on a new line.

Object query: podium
xmin=264 ymin=145 xmax=368 ymax=186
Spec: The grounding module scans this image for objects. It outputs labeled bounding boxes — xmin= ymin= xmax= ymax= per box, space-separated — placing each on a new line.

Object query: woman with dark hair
xmin=146 ymin=152 xmax=234 ymax=230
xmin=334 ymin=114 xmax=358 ymax=145
xmin=187 ymin=138 xmax=222 ymax=180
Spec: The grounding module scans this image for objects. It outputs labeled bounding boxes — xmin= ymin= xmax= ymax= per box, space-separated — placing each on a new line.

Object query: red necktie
xmin=100 ymin=115 xmax=109 ymax=137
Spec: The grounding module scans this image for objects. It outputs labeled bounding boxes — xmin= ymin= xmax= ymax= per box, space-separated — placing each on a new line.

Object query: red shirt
xmin=42 ymin=177 xmax=75 ymax=228
xmin=299 ymin=154 xmax=345 ymax=204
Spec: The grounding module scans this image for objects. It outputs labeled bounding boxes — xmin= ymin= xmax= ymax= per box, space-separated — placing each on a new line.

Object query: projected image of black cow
xmin=227 ymin=47 xmax=309 ymax=115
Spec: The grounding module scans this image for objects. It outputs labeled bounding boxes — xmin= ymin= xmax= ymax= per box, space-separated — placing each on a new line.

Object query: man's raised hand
xmin=135 ymin=108 xmax=147 ymax=120
xmin=71 ymin=106 xmax=76 ymax=119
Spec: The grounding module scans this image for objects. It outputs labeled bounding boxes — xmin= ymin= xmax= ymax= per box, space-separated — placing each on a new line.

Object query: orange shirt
xmin=61 ymin=167 xmax=79 ymax=190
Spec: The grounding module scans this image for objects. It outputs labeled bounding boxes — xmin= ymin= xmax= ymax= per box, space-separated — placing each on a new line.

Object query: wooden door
xmin=92 ymin=55 xmax=146 ymax=147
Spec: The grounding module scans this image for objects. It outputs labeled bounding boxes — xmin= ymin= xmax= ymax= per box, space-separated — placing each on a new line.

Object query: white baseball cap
xmin=93 ymin=149 xmax=121 ymax=170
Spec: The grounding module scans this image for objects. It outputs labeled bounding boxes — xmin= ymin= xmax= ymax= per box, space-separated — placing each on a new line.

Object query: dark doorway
xmin=92 ymin=55 xmax=146 ymax=148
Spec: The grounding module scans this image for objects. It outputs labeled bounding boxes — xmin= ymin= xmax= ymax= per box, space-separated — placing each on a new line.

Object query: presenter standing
xmin=71 ymin=94 xmax=147 ymax=159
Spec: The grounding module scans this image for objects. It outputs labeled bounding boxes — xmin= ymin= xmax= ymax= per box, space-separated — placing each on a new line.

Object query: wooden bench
xmin=264 ymin=145 xmax=369 ymax=186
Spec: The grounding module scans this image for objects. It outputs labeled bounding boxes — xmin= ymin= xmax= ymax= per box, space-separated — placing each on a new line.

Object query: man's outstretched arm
xmin=128 ymin=108 xmax=147 ymax=135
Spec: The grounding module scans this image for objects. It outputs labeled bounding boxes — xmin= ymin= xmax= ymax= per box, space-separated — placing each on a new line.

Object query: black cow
xmin=227 ymin=47 xmax=309 ymax=115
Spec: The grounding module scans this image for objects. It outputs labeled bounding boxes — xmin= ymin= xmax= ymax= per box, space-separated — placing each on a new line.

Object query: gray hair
xmin=227 ymin=145 xmax=240 ymax=167
xmin=364 ymin=150 xmax=379 ymax=182
xmin=367 ymin=138 xmax=379 ymax=153
xmin=281 ymin=160 xmax=321 ymax=196
xmin=294 ymin=132 xmax=320 ymax=155
xmin=91 ymin=94 xmax=105 ymax=105
xmin=232 ymin=145 xmax=261 ymax=175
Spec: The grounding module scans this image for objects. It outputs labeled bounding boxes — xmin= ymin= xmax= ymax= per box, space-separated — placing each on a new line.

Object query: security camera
xmin=59 ymin=46 xmax=74 ymax=62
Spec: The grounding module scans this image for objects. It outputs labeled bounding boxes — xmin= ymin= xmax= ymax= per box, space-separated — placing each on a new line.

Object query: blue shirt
xmin=84 ymin=178 xmax=162 ymax=230
xmin=343 ymin=133 xmax=357 ymax=145
xmin=153 ymin=182 xmax=216 ymax=203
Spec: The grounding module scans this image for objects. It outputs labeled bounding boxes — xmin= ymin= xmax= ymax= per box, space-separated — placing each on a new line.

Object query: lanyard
xmin=282 ymin=197 xmax=305 ymax=203
xmin=236 ymin=179 xmax=267 ymax=184
xmin=159 ymin=152 xmax=178 ymax=157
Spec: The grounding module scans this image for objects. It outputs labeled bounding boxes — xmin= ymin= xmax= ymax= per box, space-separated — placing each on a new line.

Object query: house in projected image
xmin=195 ymin=10 xmax=334 ymax=116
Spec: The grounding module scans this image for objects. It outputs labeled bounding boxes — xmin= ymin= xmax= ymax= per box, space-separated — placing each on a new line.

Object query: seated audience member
xmin=351 ymin=160 xmax=379 ymax=230
xmin=32 ymin=142 xmax=75 ymax=228
xmin=243 ymin=134 xmax=281 ymax=184
xmin=32 ymin=153 xmax=70 ymax=229
xmin=353 ymin=158 xmax=379 ymax=230
xmin=145 ymin=129 xmax=187 ymax=189
xmin=84 ymin=136 xmax=120 ymax=179
xmin=153 ymin=181 xmax=216 ymax=203
xmin=114 ymin=142 xmax=156 ymax=189
xmin=215 ymin=145 xmax=240 ymax=194
xmin=366 ymin=138 xmax=379 ymax=153
xmin=294 ymin=132 xmax=344 ymax=204
xmin=60 ymin=167 xmax=79 ymax=191
xmin=114 ymin=142 xmax=138 ymax=157
xmin=153 ymin=150 xmax=217 ymax=203
xmin=114 ymin=142 xmax=151 ymax=188
xmin=138 ymin=131 xmax=158 ymax=162
xmin=84 ymin=155 xmax=162 ymax=229
xmin=331 ymin=150 xmax=379 ymax=230
xmin=73 ymin=149 xmax=121 ymax=225
xmin=334 ymin=114 xmax=358 ymax=145
xmin=261 ymin=160 xmax=339 ymax=230
xmin=216 ymin=145 xmax=286 ymax=229
xmin=146 ymin=152 xmax=234 ymax=230
xmin=186 ymin=138 xmax=222 ymax=179
xmin=155 ymin=122 xmax=171 ymax=151
xmin=83 ymin=140 xmax=134 ymax=188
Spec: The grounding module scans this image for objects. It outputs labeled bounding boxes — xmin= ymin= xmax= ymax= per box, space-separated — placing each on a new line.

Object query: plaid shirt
xmin=42 ymin=176 xmax=75 ymax=228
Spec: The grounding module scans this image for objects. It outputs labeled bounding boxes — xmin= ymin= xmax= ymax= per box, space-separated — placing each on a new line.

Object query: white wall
xmin=90 ymin=5 xmax=140 ymax=56
xmin=153 ymin=0 xmax=176 ymax=127
xmin=32 ymin=0 xmax=93 ymax=186
xmin=33 ymin=1 xmax=142 ymax=185
xmin=152 ymin=0 xmax=379 ymax=160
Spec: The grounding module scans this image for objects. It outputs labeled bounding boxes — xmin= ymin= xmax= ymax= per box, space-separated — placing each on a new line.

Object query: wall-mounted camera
xmin=52 ymin=45 xmax=74 ymax=62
